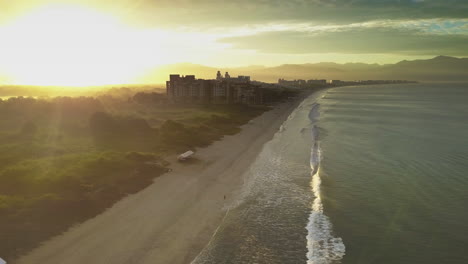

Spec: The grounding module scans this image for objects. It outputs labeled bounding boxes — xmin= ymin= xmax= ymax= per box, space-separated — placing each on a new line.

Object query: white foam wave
xmin=306 ymin=113 xmax=345 ymax=263
xmin=306 ymin=167 xmax=346 ymax=264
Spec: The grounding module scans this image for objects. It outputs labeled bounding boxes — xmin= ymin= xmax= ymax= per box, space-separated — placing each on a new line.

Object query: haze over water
xmin=193 ymin=83 xmax=468 ymax=264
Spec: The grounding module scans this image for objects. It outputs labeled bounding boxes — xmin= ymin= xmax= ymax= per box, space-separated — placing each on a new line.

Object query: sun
xmin=0 ymin=4 xmax=165 ymax=87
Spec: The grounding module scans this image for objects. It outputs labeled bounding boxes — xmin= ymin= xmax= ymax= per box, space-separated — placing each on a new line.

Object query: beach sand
xmin=15 ymin=95 xmax=306 ymax=264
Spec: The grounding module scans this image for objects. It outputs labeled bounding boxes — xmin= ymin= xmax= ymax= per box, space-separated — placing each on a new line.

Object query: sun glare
xmin=0 ymin=4 xmax=167 ymax=87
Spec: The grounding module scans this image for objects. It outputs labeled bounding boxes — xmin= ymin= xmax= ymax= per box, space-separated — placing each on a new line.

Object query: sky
xmin=0 ymin=0 xmax=467 ymax=86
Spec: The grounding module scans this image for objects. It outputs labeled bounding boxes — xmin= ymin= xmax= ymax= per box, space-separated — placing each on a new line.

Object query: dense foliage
xmin=0 ymin=89 xmax=289 ymax=261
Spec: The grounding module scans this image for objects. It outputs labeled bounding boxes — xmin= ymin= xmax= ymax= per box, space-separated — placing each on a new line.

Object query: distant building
xmin=166 ymin=71 xmax=261 ymax=104
xmin=166 ymin=74 xmax=214 ymax=103
xmin=307 ymin=79 xmax=327 ymax=85
xmin=278 ymin=79 xmax=306 ymax=86
xmin=216 ymin=71 xmax=223 ymax=80
xmin=330 ymin=80 xmax=345 ymax=85
xmin=328 ymin=79 xmax=415 ymax=87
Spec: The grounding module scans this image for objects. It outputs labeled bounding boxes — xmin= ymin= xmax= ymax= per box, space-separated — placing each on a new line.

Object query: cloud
xmin=218 ymin=26 xmax=468 ymax=56
xmin=2 ymin=0 xmax=467 ymax=28
xmin=122 ymin=0 xmax=468 ymax=27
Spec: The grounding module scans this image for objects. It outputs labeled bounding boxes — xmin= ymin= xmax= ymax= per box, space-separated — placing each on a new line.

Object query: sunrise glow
xmin=0 ymin=1 xmax=466 ymax=86
xmin=0 ymin=4 xmax=171 ymax=87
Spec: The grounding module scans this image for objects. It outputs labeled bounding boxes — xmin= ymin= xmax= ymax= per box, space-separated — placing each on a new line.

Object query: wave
xmin=306 ymin=104 xmax=345 ymax=264
xmin=309 ymin=103 xmax=321 ymax=123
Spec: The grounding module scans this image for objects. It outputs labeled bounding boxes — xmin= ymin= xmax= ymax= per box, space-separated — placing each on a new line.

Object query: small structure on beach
xmin=178 ymin=150 xmax=195 ymax=161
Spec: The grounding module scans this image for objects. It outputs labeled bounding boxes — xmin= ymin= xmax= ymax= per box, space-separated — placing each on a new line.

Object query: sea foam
xmin=306 ymin=104 xmax=345 ymax=264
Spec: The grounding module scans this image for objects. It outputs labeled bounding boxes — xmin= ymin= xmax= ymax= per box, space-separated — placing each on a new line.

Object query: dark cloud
xmin=126 ymin=0 xmax=468 ymax=27
xmin=219 ymin=27 xmax=468 ymax=56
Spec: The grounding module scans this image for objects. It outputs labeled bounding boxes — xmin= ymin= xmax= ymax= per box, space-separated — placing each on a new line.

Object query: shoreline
xmin=15 ymin=90 xmax=314 ymax=264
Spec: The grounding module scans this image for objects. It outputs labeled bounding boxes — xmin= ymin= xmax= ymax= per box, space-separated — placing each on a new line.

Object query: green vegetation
xmin=155 ymin=104 xmax=268 ymax=152
xmin=0 ymin=151 xmax=168 ymax=259
xmin=0 ymin=88 xmax=286 ymax=261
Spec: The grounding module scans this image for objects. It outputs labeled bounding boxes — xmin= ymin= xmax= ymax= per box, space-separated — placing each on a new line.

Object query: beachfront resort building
xmin=166 ymin=71 xmax=263 ymax=104
xmin=278 ymin=79 xmax=307 ymax=86
xmin=307 ymin=79 xmax=327 ymax=85
xmin=279 ymin=78 xmax=328 ymax=87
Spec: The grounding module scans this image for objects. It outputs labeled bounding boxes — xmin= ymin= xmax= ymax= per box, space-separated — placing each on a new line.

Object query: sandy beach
xmin=15 ymin=95 xmax=306 ymax=264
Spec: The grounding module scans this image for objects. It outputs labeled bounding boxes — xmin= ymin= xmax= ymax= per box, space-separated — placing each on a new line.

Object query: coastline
xmin=15 ymin=90 xmax=314 ymax=264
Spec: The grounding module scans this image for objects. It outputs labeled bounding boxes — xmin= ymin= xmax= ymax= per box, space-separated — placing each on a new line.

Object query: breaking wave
xmin=306 ymin=104 xmax=345 ymax=264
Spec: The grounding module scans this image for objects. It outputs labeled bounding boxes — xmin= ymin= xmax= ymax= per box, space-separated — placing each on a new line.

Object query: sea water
xmin=193 ymin=83 xmax=468 ymax=264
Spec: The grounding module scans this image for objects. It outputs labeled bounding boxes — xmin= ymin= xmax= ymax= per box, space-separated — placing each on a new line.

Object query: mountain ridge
xmin=140 ymin=56 xmax=468 ymax=83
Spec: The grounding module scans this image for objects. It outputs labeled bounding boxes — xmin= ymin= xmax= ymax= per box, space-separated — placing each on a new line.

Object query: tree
xmin=89 ymin=112 xmax=118 ymax=138
xmin=20 ymin=121 xmax=38 ymax=136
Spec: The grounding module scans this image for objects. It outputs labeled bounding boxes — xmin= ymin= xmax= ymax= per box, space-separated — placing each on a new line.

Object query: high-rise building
xmin=166 ymin=71 xmax=260 ymax=104
xmin=307 ymin=79 xmax=327 ymax=85
xmin=216 ymin=71 xmax=223 ymax=81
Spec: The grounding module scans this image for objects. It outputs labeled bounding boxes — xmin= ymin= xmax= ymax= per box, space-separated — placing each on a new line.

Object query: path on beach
xmin=16 ymin=100 xmax=299 ymax=264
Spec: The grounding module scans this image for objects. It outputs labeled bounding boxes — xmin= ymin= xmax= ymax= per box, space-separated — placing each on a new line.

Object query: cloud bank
xmin=219 ymin=24 xmax=468 ymax=56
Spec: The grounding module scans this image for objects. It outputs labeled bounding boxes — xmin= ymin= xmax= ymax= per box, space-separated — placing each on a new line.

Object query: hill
xmin=140 ymin=56 xmax=468 ymax=83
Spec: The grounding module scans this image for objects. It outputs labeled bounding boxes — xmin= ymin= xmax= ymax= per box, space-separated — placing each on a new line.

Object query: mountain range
xmin=139 ymin=56 xmax=468 ymax=84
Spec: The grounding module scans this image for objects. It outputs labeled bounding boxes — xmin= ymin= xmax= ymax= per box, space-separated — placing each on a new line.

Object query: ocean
xmin=192 ymin=83 xmax=468 ymax=264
